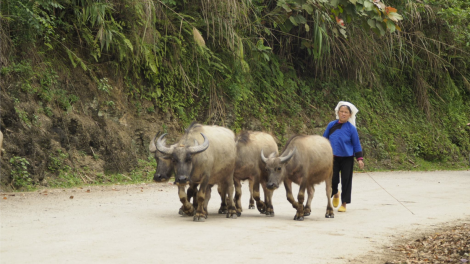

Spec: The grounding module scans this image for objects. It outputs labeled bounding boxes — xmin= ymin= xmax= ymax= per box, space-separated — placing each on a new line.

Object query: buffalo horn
xmin=156 ymin=133 xmax=175 ymax=155
xmin=149 ymin=132 xmax=161 ymax=153
xmin=279 ymin=147 xmax=296 ymax=164
xmin=260 ymin=149 xmax=268 ymax=163
xmin=187 ymin=133 xmax=209 ymax=154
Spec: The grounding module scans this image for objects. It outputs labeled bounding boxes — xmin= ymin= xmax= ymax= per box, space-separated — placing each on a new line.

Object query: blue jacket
xmin=323 ymin=120 xmax=363 ymax=158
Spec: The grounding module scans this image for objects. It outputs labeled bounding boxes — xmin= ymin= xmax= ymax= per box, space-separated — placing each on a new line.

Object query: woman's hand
xmin=358 ymin=160 xmax=364 ymax=170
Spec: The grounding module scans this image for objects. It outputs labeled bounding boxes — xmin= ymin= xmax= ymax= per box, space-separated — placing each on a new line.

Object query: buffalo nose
xmin=267 ymin=182 xmax=276 ymax=189
xmin=177 ymin=176 xmax=188 ymax=183
xmin=153 ymin=173 xmax=163 ymax=182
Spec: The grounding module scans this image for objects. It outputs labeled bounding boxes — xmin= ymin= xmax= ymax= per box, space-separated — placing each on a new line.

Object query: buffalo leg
xmin=223 ymin=172 xmax=238 ymax=219
xmin=264 ymin=185 xmax=274 ymax=217
xmin=284 ymin=179 xmax=299 ymax=210
xmin=304 ymin=185 xmax=314 ymax=216
xmin=234 ymin=178 xmax=243 ymax=216
xmin=193 ymin=178 xmax=209 ymax=222
xmin=217 ymin=185 xmax=228 ymax=214
xmin=294 ymin=181 xmax=307 ymax=221
xmin=179 ymin=183 xmax=198 ymax=215
xmin=178 ymin=184 xmax=195 ymax=216
xmin=203 ymin=185 xmax=212 ymax=218
xmin=325 ymin=173 xmax=334 ymax=218
xmin=253 ymin=174 xmax=266 ymax=214
xmin=248 ymin=179 xmax=255 ymax=209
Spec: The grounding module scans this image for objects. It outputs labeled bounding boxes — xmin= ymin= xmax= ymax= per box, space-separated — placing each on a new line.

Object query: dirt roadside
xmin=1 ymin=171 xmax=469 ymax=264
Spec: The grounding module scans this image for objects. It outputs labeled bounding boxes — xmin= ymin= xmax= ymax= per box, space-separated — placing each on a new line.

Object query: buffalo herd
xmin=149 ymin=122 xmax=334 ymax=222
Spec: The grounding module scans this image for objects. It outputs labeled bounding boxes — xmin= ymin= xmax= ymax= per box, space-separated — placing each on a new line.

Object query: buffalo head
xmin=149 ymin=132 xmax=174 ymax=182
xmin=261 ymin=148 xmax=296 ymax=190
xmin=156 ymin=132 xmax=209 ymax=184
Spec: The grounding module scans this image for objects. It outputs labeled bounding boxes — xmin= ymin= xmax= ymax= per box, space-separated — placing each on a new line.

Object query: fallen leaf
xmin=86 ymin=189 xmax=90 ymax=193
xmin=3 ymin=197 xmax=7 ymax=200
xmin=69 ymin=196 xmax=74 ymax=199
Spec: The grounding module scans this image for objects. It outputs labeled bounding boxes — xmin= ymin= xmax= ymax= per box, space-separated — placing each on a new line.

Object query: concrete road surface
xmin=1 ymin=171 xmax=469 ymax=264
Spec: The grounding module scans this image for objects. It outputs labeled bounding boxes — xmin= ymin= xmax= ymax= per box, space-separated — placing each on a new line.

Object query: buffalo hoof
xmin=258 ymin=207 xmax=266 ymax=214
xmin=294 ymin=215 xmax=304 ymax=221
xmin=218 ymin=208 xmax=228 ymax=214
xmin=325 ymin=213 xmax=335 ymax=218
xmin=193 ymin=216 xmax=206 ymax=222
xmin=304 ymin=212 xmax=310 ymax=216
xmin=236 ymin=212 xmax=242 ymax=217
xmin=178 ymin=208 xmax=184 ymax=216
xmin=227 ymin=214 xmax=238 ymax=219
xmin=183 ymin=207 xmax=196 ymax=216
xmin=266 ymin=212 xmax=275 ymax=217
xmin=249 ymin=205 xmax=255 ymax=209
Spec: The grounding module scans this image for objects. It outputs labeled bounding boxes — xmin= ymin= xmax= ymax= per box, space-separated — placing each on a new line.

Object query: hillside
xmin=1 ymin=0 xmax=469 ymax=191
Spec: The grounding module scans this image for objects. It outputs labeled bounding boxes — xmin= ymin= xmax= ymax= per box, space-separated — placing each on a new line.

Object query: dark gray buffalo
xmin=233 ymin=131 xmax=278 ymax=217
xmin=149 ymin=132 xmax=198 ymax=213
xmin=149 ymin=132 xmax=174 ymax=182
xmin=155 ymin=123 xmax=238 ymax=222
xmin=261 ymin=135 xmax=334 ymax=221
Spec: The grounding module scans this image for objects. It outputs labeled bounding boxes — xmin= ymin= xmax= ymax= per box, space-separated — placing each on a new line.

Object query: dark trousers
xmin=331 ymin=156 xmax=354 ymax=204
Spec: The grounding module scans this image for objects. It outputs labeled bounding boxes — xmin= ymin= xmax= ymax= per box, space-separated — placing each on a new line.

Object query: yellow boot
xmin=338 ymin=205 xmax=346 ymax=212
xmin=332 ymin=191 xmax=340 ymax=208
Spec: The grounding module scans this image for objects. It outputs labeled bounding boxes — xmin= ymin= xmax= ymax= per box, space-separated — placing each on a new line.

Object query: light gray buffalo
xmin=233 ymin=131 xmax=278 ymax=216
xmin=261 ymin=135 xmax=334 ymax=221
xmin=155 ymin=122 xmax=238 ymax=222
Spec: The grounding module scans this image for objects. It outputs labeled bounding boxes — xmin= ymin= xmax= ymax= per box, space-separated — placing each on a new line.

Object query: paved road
xmin=1 ymin=171 xmax=469 ymax=264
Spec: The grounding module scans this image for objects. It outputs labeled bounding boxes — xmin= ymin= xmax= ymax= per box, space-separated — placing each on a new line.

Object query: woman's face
xmin=338 ymin=106 xmax=351 ymax=123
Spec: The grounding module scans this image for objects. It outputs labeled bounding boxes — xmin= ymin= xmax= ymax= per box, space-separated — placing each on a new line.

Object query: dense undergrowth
xmin=0 ymin=0 xmax=469 ymax=191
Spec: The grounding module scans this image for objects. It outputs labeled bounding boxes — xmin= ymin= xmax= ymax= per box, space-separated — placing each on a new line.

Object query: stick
xmin=366 ymin=172 xmax=415 ymax=215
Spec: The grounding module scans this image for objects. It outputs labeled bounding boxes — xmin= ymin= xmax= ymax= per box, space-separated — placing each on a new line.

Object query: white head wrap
xmin=335 ymin=101 xmax=359 ymax=127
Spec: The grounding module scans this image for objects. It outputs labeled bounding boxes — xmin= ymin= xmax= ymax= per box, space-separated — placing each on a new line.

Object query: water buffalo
xmin=149 ymin=132 xmax=174 ymax=182
xmin=155 ymin=123 xmax=238 ymax=221
xmin=149 ymin=132 xmax=198 ymax=214
xmin=261 ymin=135 xmax=334 ymax=221
xmin=233 ymin=131 xmax=278 ymax=216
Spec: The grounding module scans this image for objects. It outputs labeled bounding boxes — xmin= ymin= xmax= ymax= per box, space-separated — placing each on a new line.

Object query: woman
xmin=323 ymin=101 xmax=364 ymax=212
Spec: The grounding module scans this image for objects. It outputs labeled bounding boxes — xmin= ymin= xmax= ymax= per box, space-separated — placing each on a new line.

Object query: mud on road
xmin=1 ymin=171 xmax=469 ymax=264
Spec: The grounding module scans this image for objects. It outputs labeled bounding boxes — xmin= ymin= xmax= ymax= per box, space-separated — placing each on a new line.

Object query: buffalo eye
xmin=276 ymin=167 xmax=281 ymax=171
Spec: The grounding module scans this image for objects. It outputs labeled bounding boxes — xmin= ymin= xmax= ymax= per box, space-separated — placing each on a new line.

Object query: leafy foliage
xmin=9 ymin=157 xmax=33 ymax=190
xmin=1 ymin=0 xmax=469 ymax=190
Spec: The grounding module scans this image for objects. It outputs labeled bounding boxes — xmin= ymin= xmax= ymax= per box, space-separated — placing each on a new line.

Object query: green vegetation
xmin=1 ymin=0 xmax=469 ymax=191
xmin=47 ymin=157 xmax=157 ymax=189
xmin=9 ymin=157 xmax=33 ymax=190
